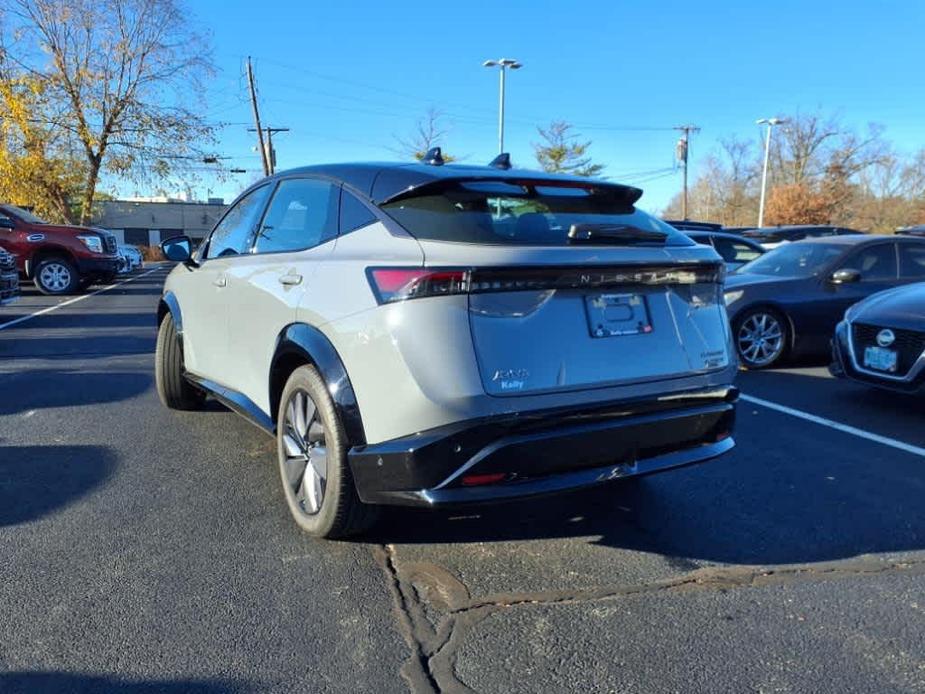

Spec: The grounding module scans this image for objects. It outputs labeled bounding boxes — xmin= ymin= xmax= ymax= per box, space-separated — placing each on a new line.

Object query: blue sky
xmin=168 ymin=0 xmax=924 ymax=212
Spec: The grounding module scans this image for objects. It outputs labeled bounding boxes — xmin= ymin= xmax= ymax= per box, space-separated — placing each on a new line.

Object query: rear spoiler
xmin=375 ymin=175 xmax=643 ymax=207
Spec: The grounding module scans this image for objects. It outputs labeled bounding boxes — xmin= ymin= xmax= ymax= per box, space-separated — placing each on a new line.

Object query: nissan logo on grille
xmin=876 ymin=329 xmax=896 ymax=347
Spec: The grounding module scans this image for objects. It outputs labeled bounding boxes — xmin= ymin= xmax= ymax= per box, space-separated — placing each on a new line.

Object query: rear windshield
xmin=380 ymin=181 xmax=692 ymax=246
xmin=738 ymin=242 xmax=844 ymax=277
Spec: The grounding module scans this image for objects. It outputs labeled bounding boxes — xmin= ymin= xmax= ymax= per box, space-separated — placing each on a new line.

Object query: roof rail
xmin=488 ymin=153 xmax=511 ymax=170
xmin=422 ymin=147 xmax=444 ymax=166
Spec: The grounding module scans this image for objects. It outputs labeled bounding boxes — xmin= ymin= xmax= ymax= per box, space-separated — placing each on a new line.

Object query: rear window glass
xmin=380 ymin=181 xmax=691 ymax=246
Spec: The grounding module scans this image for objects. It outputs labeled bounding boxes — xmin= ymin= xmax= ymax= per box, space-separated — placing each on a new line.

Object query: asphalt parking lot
xmin=2 ymin=266 xmax=924 ymax=693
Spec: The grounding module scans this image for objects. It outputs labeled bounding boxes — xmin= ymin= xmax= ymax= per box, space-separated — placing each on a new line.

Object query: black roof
xmin=799 ymin=234 xmax=904 ymax=245
xmin=272 ymin=161 xmax=643 ymax=205
xmin=685 ymin=230 xmax=765 ymax=243
xmin=664 ymin=219 xmax=724 ymax=231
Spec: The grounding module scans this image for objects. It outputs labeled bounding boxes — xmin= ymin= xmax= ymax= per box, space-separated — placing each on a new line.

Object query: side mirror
xmin=830 ymin=268 xmax=861 ymax=284
xmin=0 ymin=217 xmax=15 ymax=230
xmin=161 ymin=235 xmax=192 ymax=262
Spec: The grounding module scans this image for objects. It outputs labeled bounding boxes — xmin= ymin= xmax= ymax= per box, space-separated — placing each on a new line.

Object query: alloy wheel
xmin=737 ymin=312 xmax=784 ymax=367
xmin=281 ymin=389 xmax=327 ymax=515
xmin=39 ymin=262 xmax=72 ymax=292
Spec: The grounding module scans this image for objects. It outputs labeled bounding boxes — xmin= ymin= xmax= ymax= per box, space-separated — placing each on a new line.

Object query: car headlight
xmin=723 ymin=290 xmax=744 ymax=306
xmin=77 ymin=234 xmax=103 ymax=253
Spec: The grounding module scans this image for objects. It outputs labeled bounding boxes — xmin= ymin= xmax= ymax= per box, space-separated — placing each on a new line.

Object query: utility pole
xmin=246 ymin=57 xmax=270 ymax=177
xmin=248 ymin=126 xmax=290 ymax=175
xmin=674 ymin=124 xmax=700 ymax=220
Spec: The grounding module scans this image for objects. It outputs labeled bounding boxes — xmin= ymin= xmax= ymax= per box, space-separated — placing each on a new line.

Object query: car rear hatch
xmin=379 ymin=176 xmax=731 ymax=397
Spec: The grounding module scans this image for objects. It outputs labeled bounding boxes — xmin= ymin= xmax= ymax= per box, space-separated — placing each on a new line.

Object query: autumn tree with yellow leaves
xmin=0 ymin=0 xmax=216 ymax=224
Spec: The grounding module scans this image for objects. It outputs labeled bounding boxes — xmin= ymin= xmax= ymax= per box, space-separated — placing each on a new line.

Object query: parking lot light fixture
xmin=483 ymin=58 xmax=523 ymax=154
xmin=756 ymin=117 xmax=788 ymax=228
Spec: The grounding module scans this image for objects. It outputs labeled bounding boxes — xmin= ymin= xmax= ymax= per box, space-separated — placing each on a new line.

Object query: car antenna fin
xmin=489 ymin=152 xmax=511 ymax=170
xmin=422 ymin=147 xmax=444 ymax=166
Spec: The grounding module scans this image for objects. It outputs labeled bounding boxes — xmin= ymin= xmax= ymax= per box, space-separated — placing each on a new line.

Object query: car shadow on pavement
xmin=0 ymin=445 xmax=117 ymax=527
xmin=0 ymin=372 xmax=151 ymax=414
xmin=372 ymin=426 xmax=925 ymax=567
xmin=0 ymin=672 xmax=246 ymax=694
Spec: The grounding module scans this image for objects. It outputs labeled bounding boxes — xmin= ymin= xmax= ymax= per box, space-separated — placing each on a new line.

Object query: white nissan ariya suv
xmin=156 ymin=153 xmax=738 ymax=538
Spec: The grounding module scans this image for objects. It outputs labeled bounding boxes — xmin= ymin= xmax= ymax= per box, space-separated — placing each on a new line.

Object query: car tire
xmin=276 ymin=365 xmax=378 ymax=539
xmin=155 ymin=313 xmax=205 ymax=410
xmin=33 ymin=256 xmax=79 ymax=295
xmin=733 ymin=307 xmax=789 ymax=369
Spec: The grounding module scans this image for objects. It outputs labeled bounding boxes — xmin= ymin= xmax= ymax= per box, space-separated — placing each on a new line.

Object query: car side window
xmin=839 ymin=243 xmax=897 ymax=281
xmin=254 ymin=178 xmax=339 ymax=254
xmin=899 ymin=243 xmax=925 ymax=278
xmin=339 ymin=189 xmax=377 ymax=235
xmin=713 ymin=238 xmax=762 ymax=264
xmin=206 ymin=185 xmax=271 ymax=259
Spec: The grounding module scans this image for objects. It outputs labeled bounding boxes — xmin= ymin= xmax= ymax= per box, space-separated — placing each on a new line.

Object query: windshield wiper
xmin=567 ymin=223 xmax=667 ymax=245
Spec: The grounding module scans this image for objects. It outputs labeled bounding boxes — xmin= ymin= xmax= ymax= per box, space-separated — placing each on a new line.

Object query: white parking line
xmin=0 ymin=266 xmax=166 ymax=332
xmin=740 ymin=393 xmax=925 ymax=459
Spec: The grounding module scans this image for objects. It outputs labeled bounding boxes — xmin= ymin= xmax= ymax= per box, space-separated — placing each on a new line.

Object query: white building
xmin=92 ymin=199 xmax=228 ymax=246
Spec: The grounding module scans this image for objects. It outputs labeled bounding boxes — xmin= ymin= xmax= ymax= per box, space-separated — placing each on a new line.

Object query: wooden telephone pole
xmin=246 ymin=57 xmax=270 ymax=177
xmin=674 ymin=124 xmax=700 ymax=220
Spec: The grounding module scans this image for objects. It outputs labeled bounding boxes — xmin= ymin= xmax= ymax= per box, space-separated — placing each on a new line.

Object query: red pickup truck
xmin=0 ymin=204 xmax=121 ymax=295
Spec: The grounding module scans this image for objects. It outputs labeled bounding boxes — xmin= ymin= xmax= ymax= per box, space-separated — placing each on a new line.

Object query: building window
xmin=158 ymin=229 xmax=183 ymax=244
xmin=123 ymin=228 xmax=150 ymax=246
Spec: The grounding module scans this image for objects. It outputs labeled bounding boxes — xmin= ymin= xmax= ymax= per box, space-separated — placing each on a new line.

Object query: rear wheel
xmin=33 ymin=257 xmax=78 ymax=295
xmin=155 ymin=313 xmax=205 ymax=410
xmin=276 ymin=365 xmax=377 ymax=538
xmin=734 ymin=308 xmax=788 ymax=369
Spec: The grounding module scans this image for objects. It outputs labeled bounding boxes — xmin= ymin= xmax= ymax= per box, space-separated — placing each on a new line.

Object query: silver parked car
xmin=156 ymin=156 xmax=738 ymax=538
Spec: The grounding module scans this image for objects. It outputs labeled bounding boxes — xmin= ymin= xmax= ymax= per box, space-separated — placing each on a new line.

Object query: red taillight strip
xmin=367 ymin=264 xmax=723 ymax=304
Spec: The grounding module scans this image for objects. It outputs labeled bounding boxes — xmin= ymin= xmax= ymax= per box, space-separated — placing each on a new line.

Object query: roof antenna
xmin=422 ymin=147 xmax=444 ymax=166
xmin=489 ymin=152 xmax=511 ymax=170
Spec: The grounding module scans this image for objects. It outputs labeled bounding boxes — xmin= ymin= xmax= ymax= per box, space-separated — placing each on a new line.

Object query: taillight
xmin=367 ymin=263 xmax=724 ymax=304
xmin=367 ymin=268 xmax=470 ymax=304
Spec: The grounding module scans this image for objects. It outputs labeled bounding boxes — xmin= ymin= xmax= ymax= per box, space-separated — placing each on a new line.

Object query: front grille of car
xmin=102 ymin=233 xmax=118 ymax=254
xmin=852 ymin=323 xmax=925 ymax=377
xmin=0 ymin=249 xmax=19 ymax=303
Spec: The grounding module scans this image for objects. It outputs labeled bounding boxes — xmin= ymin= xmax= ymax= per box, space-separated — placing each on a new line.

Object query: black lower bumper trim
xmin=75 ymin=256 xmax=120 ymax=276
xmin=349 ymin=386 xmax=737 ymax=507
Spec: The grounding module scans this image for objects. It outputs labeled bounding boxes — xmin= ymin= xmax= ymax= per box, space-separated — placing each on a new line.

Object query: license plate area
xmin=585 ymin=292 xmax=652 ymax=338
xmin=863 ymin=345 xmax=897 ymax=372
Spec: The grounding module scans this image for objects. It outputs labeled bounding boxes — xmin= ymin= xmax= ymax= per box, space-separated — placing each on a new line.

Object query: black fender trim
xmin=158 ymin=291 xmax=183 ymax=330
xmin=270 ymin=323 xmax=366 ymax=447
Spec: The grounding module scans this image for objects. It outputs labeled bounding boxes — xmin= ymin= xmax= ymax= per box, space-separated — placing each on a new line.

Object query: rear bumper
xmin=830 ymin=321 xmax=925 ymax=394
xmin=75 ymin=256 xmax=120 ymax=277
xmin=348 ymin=385 xmax=738 ymax=507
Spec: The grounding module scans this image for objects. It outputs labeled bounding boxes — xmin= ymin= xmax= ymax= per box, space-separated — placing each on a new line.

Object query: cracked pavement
xmin=2 ymin=268 xmax=925 ymax=693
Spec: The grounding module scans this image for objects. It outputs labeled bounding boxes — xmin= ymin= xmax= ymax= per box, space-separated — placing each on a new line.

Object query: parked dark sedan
xmin=897 ymin=224 xmax=925 ymax=237
xmin=742 ymin=225 xmax=864 ymax=249
xmin=685 ymin=230 xmax=765 ymax=271
xmin=724 ymin=235 xmax=925 ymax=368
xmin=830 ymin=282 xmax=925 ymax=393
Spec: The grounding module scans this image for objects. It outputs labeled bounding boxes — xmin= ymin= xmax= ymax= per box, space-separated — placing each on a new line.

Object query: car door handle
xmin=279 ymin=274 xmax=303 ymax=286
xmin=213 ymin=276 xmax=226 ymax=287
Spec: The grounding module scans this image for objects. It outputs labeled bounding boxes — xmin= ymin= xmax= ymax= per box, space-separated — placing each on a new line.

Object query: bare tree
xmin=534 ymin=121 xmax=604 ymax=177
xmin=1 ymin=0 xmax=216 ymax=223
xmin=395 ymin=107 xmax=454 ymax=162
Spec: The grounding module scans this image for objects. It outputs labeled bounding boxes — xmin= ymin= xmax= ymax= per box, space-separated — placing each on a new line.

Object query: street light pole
xmin=483 ymin=58 xmax=522 ymax=154
xmin=756 ymin=117 xmax=787 ymax=228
